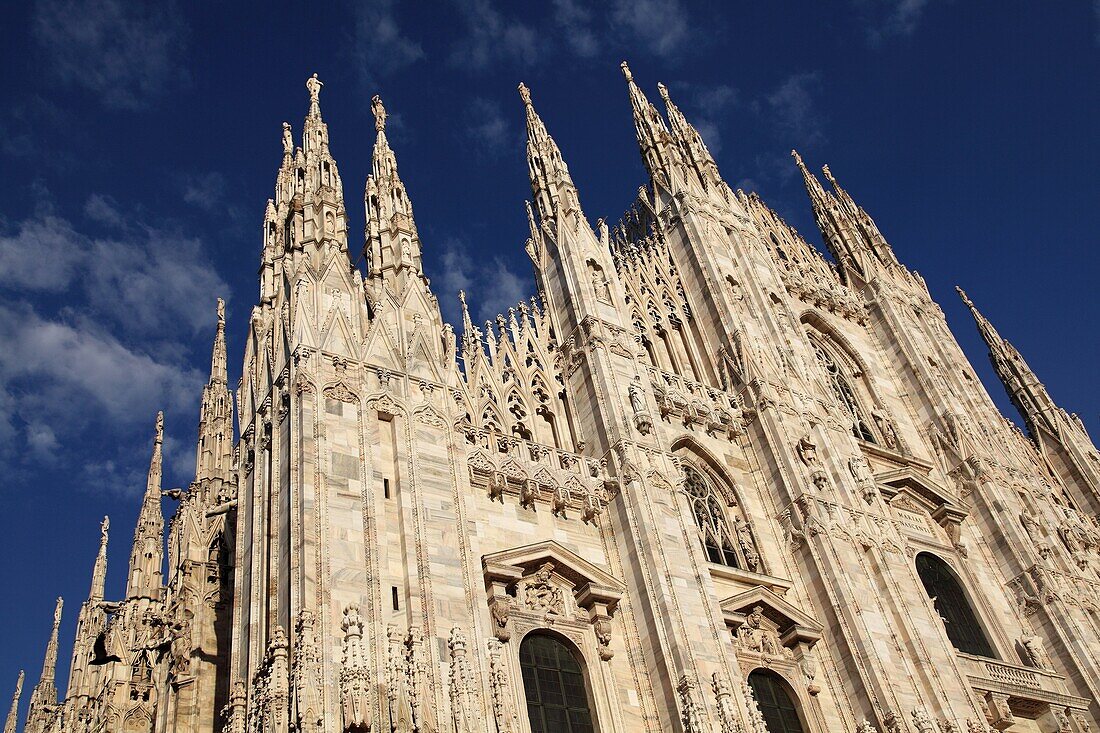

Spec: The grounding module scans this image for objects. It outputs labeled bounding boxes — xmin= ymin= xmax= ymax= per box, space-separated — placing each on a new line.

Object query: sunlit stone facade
xmin=14 ymin=67 xmax=1100 ymax=733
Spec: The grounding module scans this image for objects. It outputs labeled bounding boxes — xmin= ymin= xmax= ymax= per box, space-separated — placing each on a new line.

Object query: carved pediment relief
xmin=720 ymin=586 xmax=822 ymax=653
xmin=482 ymin=540 xmax=623 ymax=660
xmin=877 ymin=467 xmax=968 ymax=529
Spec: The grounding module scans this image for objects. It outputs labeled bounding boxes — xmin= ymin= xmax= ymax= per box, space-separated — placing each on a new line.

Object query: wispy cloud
xmin=465 ymin=98 xmax=517 ymax=157
xmin=677 ymin=83 xmax=737 ymax=154
xmin=449 ymin=0 xmax=543 ymax=70
xmin=0 ymin=192 xmax=226 ymax=491
xmin=552 ymin=0 xmax=599 ymax=58
xmin=182 ymin=172 xmax=227 ymax=211
xmin=350 ymin=0 xmax=425 ymax=86
xmin=611 ymin=0 xmax=690 ymax=58
xmin=432 ymin=239 xmax=532 ymax=328
xmin=33 ymin=0 xmax=189 ymax=110
xmin=0 ymin=197 xmax=229 ymax=336
xmin=855 ymin=0 xmax=931 ymax=46
xmin=765 ymin=71 xmax=824 ymax=147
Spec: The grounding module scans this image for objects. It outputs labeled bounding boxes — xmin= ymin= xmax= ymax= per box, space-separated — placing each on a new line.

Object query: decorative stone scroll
xmin=483 ymin=541 xmax=624 ymax=660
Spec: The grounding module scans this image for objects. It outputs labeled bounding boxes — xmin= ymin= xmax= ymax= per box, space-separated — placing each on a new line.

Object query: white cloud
xmin=449 ymin=0 xmax=542 ymax=70
xmin=0 ymin=300 xmax=205 ymax=480
xmin=182 ymin=173 xmax=227 ymax=212
xmin=857 ymin=0 xmax=931 ymax=46
xmin=351 ymin=0 xmax=425 ymax=85
xmin=432 ymin=239 xmax=532 ymax=328
xmin=0 ymin=214 xmax=86 ymax=291
xmin=466 ymin=98 xmax=515 ymax=156
xmin=766 ymin=72 xmax=824 ymax=146
xmin=553 ymin=0 xmax=599 ymax=58
xmin=33 ymin=0 xmax=189 ymax=110
xmin=611 ymin=0 xmax=690 ymax=58
xmin=0 ymin=200 xmax=230 ymax=337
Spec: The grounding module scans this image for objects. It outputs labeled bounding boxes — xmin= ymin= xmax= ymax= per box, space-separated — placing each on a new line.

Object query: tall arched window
xmin=682 ymin=464 xmax=762 ymax=571
xmin=915 ymin=553 xmax=995 ymax=658
xmin=809 ymin=337 xmax=875 ymax=443
xmin=520 ymin=634 xmax=595 ymax=733
xmin=748 ymin=670 xmax=806 ymax=733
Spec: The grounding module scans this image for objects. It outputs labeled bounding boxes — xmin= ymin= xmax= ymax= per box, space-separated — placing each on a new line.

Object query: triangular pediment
xmin=482 ymin=540 xmax=623 ymax=608
xmin=875 ymin=462 xmax=963 ymax=526
xmin=719 ymin=586 xmax=822 ymax=647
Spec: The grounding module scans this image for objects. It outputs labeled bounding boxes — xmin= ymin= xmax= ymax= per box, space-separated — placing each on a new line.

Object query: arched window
xmin=809 ymin=336 xmax=875 ymax=443
xmin=748 ymin=670 xmax=806 ymax=733
xmin=682 ymin=465 xmax=761 ymax=571
xmin=915 ymin=553 xmax=995 ymax=658
xmin=520 ymin=634 xmax=595 ymax=733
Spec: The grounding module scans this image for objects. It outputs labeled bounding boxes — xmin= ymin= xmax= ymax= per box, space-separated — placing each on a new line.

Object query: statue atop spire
xmin=372 ymin=94 xmax=387 ymax=132
xmin=282 ymin=122 xmax=293 ymax=158
xmin=26 ymin=598 xmax=62 ymax=733
xmin=3 ymin=670 xmax=22 ymax=733
xmin=306 ymin=73 xmax=323 ymax=118
xmin=127 ymin=412 xmax=165 ymax=600
xmin=197 ymin=300 xmax=233 ymax=483
xmin=89 ymin=516 xmax=109 ymax=601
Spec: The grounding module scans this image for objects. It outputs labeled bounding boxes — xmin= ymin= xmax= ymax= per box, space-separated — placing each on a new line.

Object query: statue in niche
xmin=734 ymin=518 xmax=761 ymax=572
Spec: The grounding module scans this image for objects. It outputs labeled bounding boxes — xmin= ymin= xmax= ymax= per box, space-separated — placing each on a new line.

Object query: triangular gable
xmin=719 ymin=586 xmax=822 ymax=648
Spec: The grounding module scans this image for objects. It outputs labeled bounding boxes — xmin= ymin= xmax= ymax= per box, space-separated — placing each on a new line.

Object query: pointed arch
xmin=672 ymin=437 xmax=763 ymax=573
xmin=801 ymin=315 xmax=881 ymax=444
xmin=915 ymin=552 xmax=996 ymax=658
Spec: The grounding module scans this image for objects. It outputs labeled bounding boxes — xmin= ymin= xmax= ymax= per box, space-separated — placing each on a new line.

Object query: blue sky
xmin=0 ymin=0 xmax=1097 ymax=707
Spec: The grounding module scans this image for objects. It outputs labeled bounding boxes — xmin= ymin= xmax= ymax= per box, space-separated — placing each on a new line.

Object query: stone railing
xmin=957 ymin=652 xmax=1089 ymax=711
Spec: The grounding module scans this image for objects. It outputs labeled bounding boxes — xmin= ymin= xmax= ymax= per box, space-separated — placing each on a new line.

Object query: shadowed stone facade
xmin=12 ymin=67 xmax=1100 ymax=733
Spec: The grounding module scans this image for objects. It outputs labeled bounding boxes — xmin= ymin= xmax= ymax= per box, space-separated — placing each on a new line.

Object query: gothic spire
xmin=656 ymin=81 xmax=721 ymax=189
xmin=364 ymin=94 xmax=423 ymax=285
xmin=4 ymin=671 xmax=23 ymax=733
xmin=621 ymin=62 xmax=677 ymax=186
xmin=89 ymin=516 xmax=109 ymax=601
xmin=956 ymin=286 xmax=1057 ymax=436
xmin=196 ymin=299 xmax=233 ymax=482
xmin=458 ymin=290 xmax=479 ymax=359
xmin=792 ymin=150 xmax=861 ymax=278
xmin=519 ymin=82 xmax=579 ymax=225
xmin=127 ymin=412 xmax=165 ymax=600
xmin=26 ymin=598 xmax=62 ymax=732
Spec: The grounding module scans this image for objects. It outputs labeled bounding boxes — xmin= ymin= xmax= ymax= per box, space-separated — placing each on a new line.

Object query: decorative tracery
xmin=809 ymin=336 xmax=876 ymax=443
xmin=682 ymin=464 xmax=761 ymax=572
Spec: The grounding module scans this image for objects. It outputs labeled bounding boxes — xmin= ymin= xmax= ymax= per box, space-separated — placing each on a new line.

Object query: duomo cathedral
xmin=7 ymin=64 xmax=1100 ymax=733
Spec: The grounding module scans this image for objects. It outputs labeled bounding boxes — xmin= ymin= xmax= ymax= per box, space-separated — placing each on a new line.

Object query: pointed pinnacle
xmin=956 ymin=286 xmax=975 ymax=309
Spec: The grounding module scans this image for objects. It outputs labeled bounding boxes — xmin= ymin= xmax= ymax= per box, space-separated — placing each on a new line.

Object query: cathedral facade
xmin=10 ymin=65 xmax=1100 ymax=733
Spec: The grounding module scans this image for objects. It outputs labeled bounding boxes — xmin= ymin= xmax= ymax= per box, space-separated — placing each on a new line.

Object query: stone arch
xmin=800 ymin=315 xmax=885 ymax=444
xmin=747 ymin=667 xmax=810 ymax=733
xmin=671 ymin=437 xmax=763 ymax=573
xmin=914 ymin=551 xmax=996 ymax=659
xmin=518 ymin=629 xmax=599 ymax=733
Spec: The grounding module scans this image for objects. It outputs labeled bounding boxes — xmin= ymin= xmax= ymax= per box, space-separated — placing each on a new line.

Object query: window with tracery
xmin=810 ymin=338 xmax=875 ymax=443
xmin=682 ymin=465 xmax=760 ymax=571
xmin=915 ymin=553 xmax=995 ymax=658
xmin=520 ymin=634 xmax=595 ymax=733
